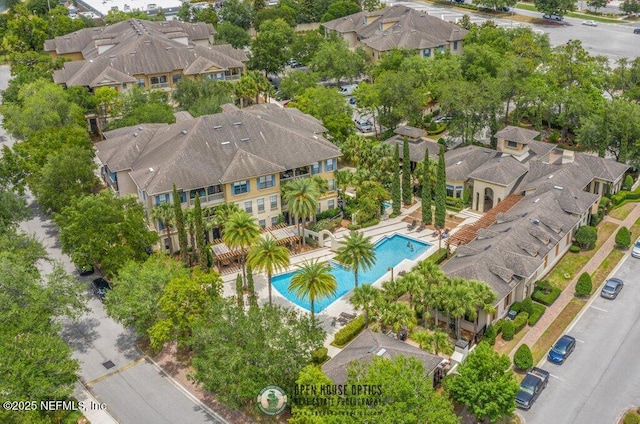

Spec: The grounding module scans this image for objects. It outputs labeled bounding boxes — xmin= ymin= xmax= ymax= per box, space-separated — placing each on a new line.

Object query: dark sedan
xmin=92 ymin=277 xmax=111 ymax=301
xmin=601 ymin=278 xmax=623 ymax=300
xmin=548 ymin=335 xmax=576 ymax=365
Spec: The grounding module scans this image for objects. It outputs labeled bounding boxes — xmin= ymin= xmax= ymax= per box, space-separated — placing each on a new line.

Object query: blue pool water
xmin=271 ymin=234 xmax=430 ymax=313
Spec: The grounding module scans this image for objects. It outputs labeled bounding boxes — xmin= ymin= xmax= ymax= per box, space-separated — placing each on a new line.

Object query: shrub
xmin=426 ymin=248 xmax=448 ymax=264
xmin=624 ymin=412 xmax=640 ymax=424
xmin=484 ymin=324 xmax=497 ymax=345
xmin=493 ymin=319 xmax=505 ymax=335
xmin=532 ymin=285 xmax=562 ymax=306
xmin=575 ymin=272 xmax=593 ymax=297
xmin=316 ymin=208 xmax=341 ymax=221
xmin=520 ymin=297 xmax=534 ymax=316
xmin=346 ymin=224 xmax=361 ymax=231
xmin=535 ymin=279 xmax=551 ymax=293
xmin=569 ymin=244 xmax=581 ymax=253
xmin=513 ymin=343 xmax=534 ymax=371
xmin=509 ymin=301 xmax=522 ymax=313
xmin=575 ymin=225 xmax=597 ymax=250
xmin=528 ymin=303 xmax=546 ymax=326
xmin=501 ymin=320 xmax=515 ymax=341
xmin=513 ymin=312 xmax=529 ymax=333
xmin=611 ymin=186 xmax=640 ymax=207
xmin=623 ymin=175 xmax=634 ymax=191
xmin=428 ymin=121 xmax=437 ymax=132
xmin=599 ymin=196 xmax=611 ymax=210
xmin=332 ymin=315 xmax=365 ymax=347
xmin=360 ymin=218 xmax=380 ymax=228
xmin=311 ymin=347 xmax=329 ymax=364
xmin=616 ymin=226 xmax=631 ymax=249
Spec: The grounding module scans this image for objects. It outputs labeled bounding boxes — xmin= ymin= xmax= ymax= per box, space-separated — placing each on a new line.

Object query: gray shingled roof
xmin=322 ymin=329 xmax=443 ymax=385
xmin=445 ymin=145 xmax=498 ymax=181
xmin=96 ymin=104 xmax=341 ymax=195
xmin=384 ymin=136 xmax=440 ymax=163
xmin=494 ymin=126 xmax=540 ymax=144
xmin=395 ymin=126 xmax=426 ymax=139
xmin=468 ymin=155 xmax=528 ymax=186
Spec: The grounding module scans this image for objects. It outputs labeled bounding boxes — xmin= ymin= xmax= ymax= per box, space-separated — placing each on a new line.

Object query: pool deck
xmin=220 ymin=201 xmax=482 ymax=356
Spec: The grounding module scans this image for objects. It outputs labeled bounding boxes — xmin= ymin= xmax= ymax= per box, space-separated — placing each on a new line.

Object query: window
xmin=150 ymin=76 xmax=167 ymax=85
xmin=158 ymin=220 xmax=165 ymax=230
xmin=436 ymin=45 xmax=445 ymax=54
xmin=446 ymin=184 xmax=454 ymax=197
xmin=244 ymin=201 xmax=253 ymax=213
xmin=206 ymin=73 xmax=224 ymax=80
xmin=190 ymin=188 xmax=205 ymax=199
xmin=271 ymin=216 xmax=279 ymax=226
xmin=328 ymin=179 xmax=335 ymax=191
xmin=109 ymin=171 xmax=117 ymax=183
xmin=507 ymin=140 xmax=518 ymax=148
xmin=317 ymin=204 xmax=322 ymax=214
xmin=453 ymin=41 xmax=458 ymax=50
xmin=172 ymin=74 xmax=182 ymax=85
xmin=258 ymin=175 xmax=275 ymax=189
xmin=155 ymin=193 xmax=170 ymax=205
xmin=257 ymin=198 xmax=265 ymax=212
xmin=270 ymin=195 xmax=278 ymax=210
xmin=325 ymin=159 xmax=335 ymax=172
xmin=328 ymin=199 xmax=335 ymax=209
xmin=455 ymin=186 xmax=463 ymax=198
xmin=311 ymin=162 xmax=321 ymax=175
xmin=179 ymin=191 xmax=187 ymax=203
xmin=423 ymin=48 xmax=431 ymax=57
xmin=555 ymin=244 xmax=559 ymax=256
xmin=207 ymin=185 xmax=222 ymax=195
xmin=259 ymin=219 xmax=266 ymax=228
xmin=137 ymin=78 xmax=145 ymax=88
xmin=232 ymin=180 xmax=249 ymax=195
xmin=594 ymin=181 xmax=600 ymax=195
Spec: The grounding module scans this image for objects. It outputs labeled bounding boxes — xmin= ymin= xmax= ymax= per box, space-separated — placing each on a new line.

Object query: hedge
xmin=528 ymin=303 xmax=546 ymax=326
xmin=509 ymin=301 xmax=522 ymax=313
xmin=569 ymin=244 xmax=581 ymax=253
xmin=484 ymin=324 xmax=497 ymax=345
xmin=513 ymin=312 xmax=529 ymax=334
xmin=624 ymin=412 xmax=639 ymax=424
xmin=426 ymin=248 xmax=448 ymax=264
xmin=494 ymin=319 xmax=505 ymax=335
xmin=311 ymin=347 xmax=329 ymax=364
xmin=501 ymin=320 xmax=515 ymax=341
xmin=514 ymin=343 xmax=533 ymax=371
xmin=316 ymin=208 xmax=341 ymax=221
xmin=616 ymin=226 xmax=631 ymax=249
xmin=360 ymin=218 xmax=380 ymax=228
xmin=532 ymin=285 xmax=562 ymax=306
xmin=611 ymin=186 xmax=640 ymax=207
xmin=332 ymin=315 xmax=365 ymax=347
xmin=521 ymin=297 xmax=534 ymax=315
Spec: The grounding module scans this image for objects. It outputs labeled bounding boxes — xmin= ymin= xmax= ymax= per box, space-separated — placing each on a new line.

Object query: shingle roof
xmin=494 ymin=126 xmax=540 ymax=144
xmin=321 ymin=329 xmax=443 ymax=385
xmin=468 ymin=155 xmax=528 ymax=186
xmin=445 ymin=145 xmax=498 ymax=181
xmin=96 ymin=104 xmax=340 ymax=195
xmin=384 ymin=136 xmax=440 ymax=163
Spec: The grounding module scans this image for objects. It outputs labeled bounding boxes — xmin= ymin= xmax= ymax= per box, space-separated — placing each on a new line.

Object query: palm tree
xmin=350 ymin=284 xmax=381 ymax=328
xmin=335 ymin=169 xmax=353 ymax=201
xmin=212 ymin=202 xmax=240 ymax=238
xmin=151 ymin=202 xmax=175 ymax=254
xmin=424 ymin=329 xmax=454 ymax=356
xmin=283 ymin=178 xmax=320 ymax=246
xmin=444 ymin=278 xmax=474 ymax=340
xmin=247 ymin=235 xmax=290 ymax=305
xmin=223 ymin=210 xmax=261 ymax=287
xmin=334 ymin=231 xmax=376 ymax=289
xmin=402 ymin=271 xmax=424 ymax=309
xmin=380 ymin=301 xmax=417 ymax=338
xmin=469 ymin=279 xmax=497 ymax=339
xmin=289 ymin=259 xmax=337 ymax=321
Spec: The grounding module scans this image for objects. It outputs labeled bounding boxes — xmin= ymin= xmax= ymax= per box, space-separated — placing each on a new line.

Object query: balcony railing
xmin=188 ymin=192 xmax=224 ymax=207
xmin=280 ymin=173 xmax=310 ymax=183
xmin=225 ymin=74 xmax=241 ymax=81
xmin=150 ymin=82 xmax=170 ymax=89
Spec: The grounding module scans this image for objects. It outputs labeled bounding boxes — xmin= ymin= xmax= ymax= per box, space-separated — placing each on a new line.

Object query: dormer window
xmin=507 ymin=140 xmax=518 ymax=149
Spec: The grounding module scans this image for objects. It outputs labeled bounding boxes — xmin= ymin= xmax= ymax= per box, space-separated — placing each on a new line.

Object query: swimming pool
xmin=271 ymin=234 xmax=431 ymax=313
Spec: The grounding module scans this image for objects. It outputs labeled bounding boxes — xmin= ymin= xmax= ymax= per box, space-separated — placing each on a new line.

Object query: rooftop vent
xmin=241 ymin=137 xmax=250 ymax=142
xmin=133 ymin=132 xmax=138 ymax=137
xmin=553 ymin=185 xmax=564 ymax=190
xmin=367 ymin=345 xmax=377 ymax=353
xmin=483 ymin=149 xmax=492 ymax=153
xmin=181 ymin=130 xmax=187 ymax=135
xmin=233 ymin=122 xmax=242 ymax=126
xmin=109 ymin=55 xmax=116 ymax=58
xmin=138 ymin=126 xmax=143 ymax=130
xmin=533 ymin=198 xmax=540 ymax=203
xmin=548 ymin=174 xmax=554 ymax=179
xmin=533 ymin=218 xmax=540 ymax=225
xmin=148 ymin=167 xmax=154 ymax=173
xmin=455 ymin=161 xmax=462 ymax=165
xmin=213 ymin=125 xmax=222 ymax=130
xmin=165 ymin=46 xmax=173 ymax=50
xmin=484 ymin=244 xmax=492 ymax=250
xmin=376 ymin=348 xmax=387 ymax=356
xmin=221 ymin=141 xmax=230 ymax=145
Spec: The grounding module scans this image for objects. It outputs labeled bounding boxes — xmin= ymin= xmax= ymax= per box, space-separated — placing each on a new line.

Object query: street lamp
xmin=387 ymin=267 xmax=394 ymax=283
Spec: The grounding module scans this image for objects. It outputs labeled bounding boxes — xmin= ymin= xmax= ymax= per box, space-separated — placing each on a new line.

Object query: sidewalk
xmin=510 ymin=202 xmax=640 ymax=358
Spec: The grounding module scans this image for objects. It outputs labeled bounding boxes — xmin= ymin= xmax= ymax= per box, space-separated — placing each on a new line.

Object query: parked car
xmin=92 ymin=277 xmax=111 ymax=301
xmin=582 ymin=20 xmax=597 ymax=27
xmin=339 ymin=84 xmax=358 ymax=96
xmin=516 ymin=367 xmax=550 ymax=410
xmin=349 ymin=97 xmax=356 ymax=105
xmin=434 ymin=115 xmax=453 ymax=124
xmin=289 ymin=59 xmax=304 ymax=68
xmin=548 ymin=335 xmax=576 ymax=364
xmin=355 ymin=118 xmax=373 ymax=132
xmin=634 ymin=28 xmax=640 ymax=34
xmin=543 ymin=14 xmax=563 ymax=21
xmin=601 ymin=277 xmax=623 ymax=300
xmin=632 ymin=236 xmax=640 ymax=258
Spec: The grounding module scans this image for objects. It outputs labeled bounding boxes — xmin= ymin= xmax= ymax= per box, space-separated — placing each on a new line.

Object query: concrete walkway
xmin=510 ymin=202 xmax=640 ymax=358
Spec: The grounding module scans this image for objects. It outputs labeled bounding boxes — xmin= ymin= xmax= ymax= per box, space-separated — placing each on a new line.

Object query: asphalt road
xmin=522 ymin=253 xmax=640 ymax=424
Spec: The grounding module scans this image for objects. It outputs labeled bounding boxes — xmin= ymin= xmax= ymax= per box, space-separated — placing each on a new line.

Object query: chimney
xmin=562 ymin=149 xmax=575 ymax=164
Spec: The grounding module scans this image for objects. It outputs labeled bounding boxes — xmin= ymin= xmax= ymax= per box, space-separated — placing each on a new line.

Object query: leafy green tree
xmin=194 ymin=5 xmax=219 ymax=25
xmin=402 ymin=137 xmax=412 ymax=205
xmin=575 ymin=225 xmax=597 ymax=250
xmin=320 ymin=0 xmax=360 ymax=22
xmin=194 ymin=195 xmax=207 ymax=271
xmin=623 ymin=175 xmax=634 ymax=191
xmin=2 ymin=4 xmax=48 ymax=52
xmin=445 ymin=341 xmax=519 ymax=422
xmin=421 ymin=149 xmax=432 ymax=225
xmin=283 ymin=178 xmax=320 ymax=246
xmin=392 ymin=143 xmax=402 ymax=215
xmin=254 ymin=4 xmax=297 ymax=27
xmin=148 ymin=274 xmax=220 ymax=349
xmin=350 ymin=284 xmax=381 ymax=328
xmin=309 ymin=39 xmax=365 ymax=84
xmin=173 ymin=79 xmax=234 ymax=117
xmin=533 ymin=0 xmax=574 ymax=17
xmin=190 ymin=300 xmax=325 ymax=407
xmin=344 ymin=356 xmax=458 ymax=423
xmin=434 ymin=145 xmax=447 ymax=229
xmin=289 ymin=365 xmax=336 ymax=422
xmin=373 ymin=70 xmax=426 ymax=130
xmin=292 ymin=85 xmax=353 ymax=140
xmin=105 ymin=255 xmax=188 ymax=335
xmin=413 ymin=328 xmax=453 ymax=356
xmin=173 ymin=184 xmax=189 ymax=265
xmin=576 ymin=272 xmax=593 ymax=297
xmin=0 ymin=189 xmax=29 ymax=232
xmin=106 ymin=88 xmax=175 ymax=129
xmin=586 ymin=0 xmax=607 ymax=12
xmin=363 ymin=0 xmax=382 ymax=11
xmin=215 ymin=22 xmax=251 ymax=48
xmin=223 ymin=210 xmax=261 ymax=286
xmin=514 ymin=343 xmax=534 ymax=370
xmin=247 ymin=235 xmax=290 ymax=305
xmin=335 ymin=231 xmax=376 ymax=289
xmin=219 ymin=0 xmax=253 ymax=29
xmin=290 ymin=31 xmax=325 ymax=66
xmin=289 ymin=259 xmax=337 ymax=320
xmin=380 ymin=301 xmax=417 ymax=336
xmin=55 ymin=191 xmax=159 ymax=277
xmin=621 ymin=0 xmax=640 ymax=15
xmin=249 ymin=18 xmax=294 ymax=77
xmin=278 ymin=70 xmax=319 ymax=100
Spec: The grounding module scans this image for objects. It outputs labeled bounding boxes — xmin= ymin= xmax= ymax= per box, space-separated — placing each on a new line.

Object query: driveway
xmin=522 ymin=254 xmax=640 ymax=423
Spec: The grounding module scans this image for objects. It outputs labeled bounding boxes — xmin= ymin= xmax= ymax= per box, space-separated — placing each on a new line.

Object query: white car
xmin=543 ymin=14 xmax=563 ymax=21
xmin=582 ymin=20 xmax=598 ymax=27
xmin=632 ymin=236 xmax=640 ymax=258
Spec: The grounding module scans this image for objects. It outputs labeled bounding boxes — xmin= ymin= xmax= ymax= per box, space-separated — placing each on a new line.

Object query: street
xmin=522 ymin=253 xmax=640 ymax=424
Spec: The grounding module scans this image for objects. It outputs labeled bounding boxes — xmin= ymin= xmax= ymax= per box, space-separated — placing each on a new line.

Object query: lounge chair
xmin=340 ymin=312 xmax=357 ymax=320
xmin=337 ymin=317 xmax=349 ymax=326
xmin=416 ymin=222 xmax=425 ymax=232
xmin=407 ymin=219 xmax=417 ymax=231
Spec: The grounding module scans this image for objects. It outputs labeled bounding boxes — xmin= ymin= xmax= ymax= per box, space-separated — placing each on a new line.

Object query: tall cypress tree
xmin=435 ymin=145 xmax=447 ymax=229
xmin=402 ymin=137 xmax=412 ymax=205
xmin=246 ymin=265 xmax=258 ymax=307
xmin=235 ymin=274 xmax=244 ymax=308
xmin=173 ymin=184 xmax=189 ymax=265
xmin=421 ymin=149 xmax=432 ymax=225
xmin=392 ymin=143 xmax=401 ymax=215
xmin=194 ymin=195 xmax=208 ymax=272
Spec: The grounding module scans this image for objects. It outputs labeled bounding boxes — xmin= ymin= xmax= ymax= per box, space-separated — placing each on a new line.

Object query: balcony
xmin=188 ymin=192 xmax=225 ymax=207
xmin=225 ymin=74 xmax=241 ymax=81
xmin=280 ymin=167 xmax=311 ymax=184
xmin=150 ymin=82 xmax=170 ymax=89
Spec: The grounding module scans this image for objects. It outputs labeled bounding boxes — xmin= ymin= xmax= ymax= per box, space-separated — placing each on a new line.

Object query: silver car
xmin=601 ymin=278 xmax=623 ymax=300
xmin=632 ymin=237 xmax=640 ymax=258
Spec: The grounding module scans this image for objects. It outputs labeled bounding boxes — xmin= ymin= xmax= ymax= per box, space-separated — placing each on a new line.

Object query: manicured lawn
xmin=591 ymin=249 xmax=625 ymax=289
xmin=609 ymin=202 xmax=635 ymax=221
xmin=494 ymin=326 xmax=529 ymax=356
xmin=629 ymin=215 xmax=640 ymax=236
xmin=515 ymin=2 xmax=620 ymax=23
xmin=531 ymin=298 xmax=586 ymax=364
